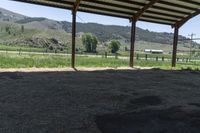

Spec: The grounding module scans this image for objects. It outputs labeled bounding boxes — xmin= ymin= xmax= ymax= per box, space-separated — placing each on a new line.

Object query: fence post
xmin=162 ymin=57 xmax=164 ymax=61
xmin=115 ymin=53 xmax=118 ymax=59
xmin=137 ymin=54 xmax=139 ymax=60
xmin=145 ymin=54 xmax=148 ymax=60
xmin=156 ymin=57 xmax=158 ymax=61
xmin=19 ymin=48 xmax=21 ymax=55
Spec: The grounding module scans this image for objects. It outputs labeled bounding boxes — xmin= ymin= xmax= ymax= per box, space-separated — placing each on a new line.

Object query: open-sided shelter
xmin=13 ymin=0 xmax=200 ymax=68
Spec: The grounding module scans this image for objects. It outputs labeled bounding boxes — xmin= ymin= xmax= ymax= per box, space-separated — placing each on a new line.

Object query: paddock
xmin=13 ymin=0 xmax=200 ymax=68
xmin=0 ymin=68 xmax=200 ymax=133
xmin=1 ymin=1 xmax=200 ymax=133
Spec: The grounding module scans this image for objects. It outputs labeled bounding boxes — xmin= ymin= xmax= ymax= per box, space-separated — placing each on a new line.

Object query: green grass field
xmin=0 ymin=44 xmax=70 ymax=53
xmin=0 ymin=52 xmax=199 ymax=70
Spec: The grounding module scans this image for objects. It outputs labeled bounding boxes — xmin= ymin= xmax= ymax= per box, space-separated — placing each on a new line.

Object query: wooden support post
xmin=172 ymin=26 xmax=179 ymax=67
xmin=71 ymin=10 xmax=76 ymax=68
xmin=130 ymin=19 xmax=136 ymax=67
xmin=71 ymin=0 xmax=81 ymax=68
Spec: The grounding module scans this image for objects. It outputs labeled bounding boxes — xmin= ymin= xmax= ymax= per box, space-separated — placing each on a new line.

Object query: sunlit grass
xmin=0 ymin=52 xmax=199 ymax=70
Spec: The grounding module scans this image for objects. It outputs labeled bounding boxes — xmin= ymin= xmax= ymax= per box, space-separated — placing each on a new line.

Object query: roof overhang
xmin=13 ymin=0 xmax=200 ymax=28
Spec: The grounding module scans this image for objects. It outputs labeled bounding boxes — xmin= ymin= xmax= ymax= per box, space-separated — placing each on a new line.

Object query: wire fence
xmin=0 ymin=47 xmax=200 ymax=69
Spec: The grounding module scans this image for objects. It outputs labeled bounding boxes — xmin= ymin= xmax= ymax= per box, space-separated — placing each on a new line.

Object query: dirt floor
xmin=0 ymin=68 xmax=200 ymax=133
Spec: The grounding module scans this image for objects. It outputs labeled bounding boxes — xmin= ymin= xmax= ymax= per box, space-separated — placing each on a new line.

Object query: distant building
xmin=144 ymin=49 xmax=151 ymax=53
xmin=144 ymin=49 xmax=164 ymax=54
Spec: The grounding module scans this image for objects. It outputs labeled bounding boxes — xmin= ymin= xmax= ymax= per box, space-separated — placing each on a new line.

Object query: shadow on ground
xmin=96 ymin=106 xmax=200 ymax=133
xmin=0 ymin=69 xmax=200 ymax=133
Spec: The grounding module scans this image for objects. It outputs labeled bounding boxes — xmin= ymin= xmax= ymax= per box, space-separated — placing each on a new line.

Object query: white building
xmin=144 ymin=49 xmax=164 ymax=54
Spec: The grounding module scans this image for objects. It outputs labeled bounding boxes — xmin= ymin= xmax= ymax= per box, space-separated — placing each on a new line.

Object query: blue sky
xmin=1 ymin=0 xmax=200 ymax=42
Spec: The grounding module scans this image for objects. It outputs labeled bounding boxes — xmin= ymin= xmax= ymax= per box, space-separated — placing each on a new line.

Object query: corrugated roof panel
xmin=80 ymin=1 xmax=137 ymax=15
xmin=143 ymin=12 xmax=181 ymax=21
xmin=154 ymin=3 xmax=194 ymax=13
xmin=14 ymin=0 xmax=74 ymax=9
xmin=163 ymin=0 xmax=200 ymax=8
xmin=79 ymin=6 xmax=131 ymax=19
xmin=147 ymin=8 xmax=188 ymax=17
xmin=131 ymin=0 xmax=149 ymax=4
xmin=192 ymin=0 xmax=200 ymax=3
xmin=93 ymin=0 xmax=144 ymax=9
xmin=13 ymin=0 xmax=200 ymax=27
xmin=139 ymin=16 xmax=174 ymax=25
xmin=113 ymin=0 xmax=148 ymax=9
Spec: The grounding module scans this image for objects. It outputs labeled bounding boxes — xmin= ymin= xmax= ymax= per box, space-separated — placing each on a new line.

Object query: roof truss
xmin=134 ymin=0 xmax=160 ymax=21
xmin=175 ymin=8 xmax=200 ymax=28
xmin=73 ymin=0 xmax=81 ymax=13
xmin=12 ymin=0 xmax=200 ymax=27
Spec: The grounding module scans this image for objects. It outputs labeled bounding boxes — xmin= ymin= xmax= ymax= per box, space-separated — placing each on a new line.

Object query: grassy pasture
xmin=0 ymin=52 xmax=199 ymax=70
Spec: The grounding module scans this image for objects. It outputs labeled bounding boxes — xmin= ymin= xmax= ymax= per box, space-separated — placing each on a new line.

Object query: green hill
xmin=0 ymin=7 xmax=199 ymax=52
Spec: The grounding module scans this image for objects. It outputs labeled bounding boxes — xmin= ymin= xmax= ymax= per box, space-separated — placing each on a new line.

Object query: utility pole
xmin=188 ymin=33 xmax=196 ymax=59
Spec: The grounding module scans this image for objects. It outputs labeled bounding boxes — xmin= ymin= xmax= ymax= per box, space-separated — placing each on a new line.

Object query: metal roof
xmin=13 ymin=0 xmax=200 ymax=27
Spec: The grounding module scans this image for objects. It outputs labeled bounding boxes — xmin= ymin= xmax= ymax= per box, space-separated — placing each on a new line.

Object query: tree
xmin=109 ymin=40 xmax=121 ymax=53
xmin=82 ymin=33 xmax=98 ymax=53
xmin=124 ymin=46 xmax=128 ymax=51
xmin=49 ymin=45 xmax=54 ymax=50
xmin=21 ymin=25 xmax=24 ymax=33
xmin=5 ymin=26 xmax=10 ymax=33
xmin=91 ymin=35 xmax=98 ymax=52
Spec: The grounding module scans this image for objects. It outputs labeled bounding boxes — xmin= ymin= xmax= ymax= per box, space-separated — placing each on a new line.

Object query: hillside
xmin=0 ymin=7 xmax=199 ymax=52
xmin=0 ymin=7 xmax=26 ymax=22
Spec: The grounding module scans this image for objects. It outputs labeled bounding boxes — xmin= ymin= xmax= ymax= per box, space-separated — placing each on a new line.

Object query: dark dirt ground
xmin=0 ymin=69 xmax=200 ymax=133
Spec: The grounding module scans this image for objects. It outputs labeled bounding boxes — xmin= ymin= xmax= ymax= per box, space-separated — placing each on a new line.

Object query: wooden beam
xmin=78 ymin=9 xmax=129 ymax=19
xmin=151 ymin=5 xmax=190 ymax=15
xmin=13 ymin=0 xmax=73 ymax=10
xmin=70 ymin=0 xmax=81 ymax=68
xmin=176 ymin=0 xmax=200 ymax=6
xmin=83 ymin=0 xmax=183 ymax=19
xmin=172 ymin=26 xmax=179 ymax=67
xmin=47 ymin=0 xmax=73 ymax=5
xmin=71 ymin=10 xmax=76 ymax=68
xmin=114 ymin=0 xmax=145 ymax=6
xmin=73 ymin=0 xmax=81 ymax=13
xmin=146 ymin=10 xmax=183 ymax=19
xmin=79 ymin=3 xmax=180 ymax=23
xmin=115 ymin=0 xmax=191 ymax=15
xmin=158 ymin=1 xmax=197 ymax=11
xmin=79 ymin=3 xmax=134 ymax=16
xmin=83 ymin=0 xmax=140 ymax=11
xmin=175 ymin=9 xmax=200 ymax=28
xmin=130 ymin=18 xmax=136 ymax=67
xmin=134 ymin=0 xmax=160 ymax=20
xmin=82 ymin=0 xmax=187 ymax=23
